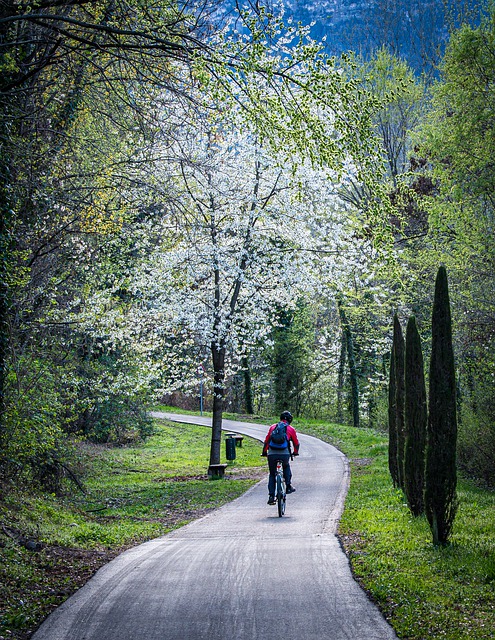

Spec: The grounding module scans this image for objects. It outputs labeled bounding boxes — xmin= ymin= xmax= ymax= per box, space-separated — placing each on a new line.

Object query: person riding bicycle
xmin=262 ymin=410 xmax=300 ymax=505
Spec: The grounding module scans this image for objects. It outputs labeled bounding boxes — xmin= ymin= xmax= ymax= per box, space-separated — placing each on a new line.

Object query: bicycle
xmin=275 ymin=458 xmax=286 ymax=517
xmin=262 ymin=443 xmax=296 ymax=516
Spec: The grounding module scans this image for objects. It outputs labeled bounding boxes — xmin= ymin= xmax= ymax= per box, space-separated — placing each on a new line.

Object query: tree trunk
xmin=210 ymin=343 xmax=226 ymax=466
xmin=0 ymin=168 xmax=9 ymax=437
xmin=242 ymin=356 xmax=254 ymax=415
xmin=347 ymin=329 xmax=360 ymax=429
xmin=338 ymin=297 xmax=359 ymax=428
xmin=0 ymin=12 xmax=14 ymax=435
xmin=0 ymin=101 xmax=13 ymax=439
xmin=368 ymin=382 xmax=376 ymax=429
xmin=337 ymin=331 xmax=346 ymax=424
xmin=367 ymin=350 xmax=377 ymax=429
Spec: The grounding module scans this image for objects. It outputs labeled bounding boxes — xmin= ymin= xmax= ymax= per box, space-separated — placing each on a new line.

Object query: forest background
xmin=1 ymin=0 xmax=494 ymax=492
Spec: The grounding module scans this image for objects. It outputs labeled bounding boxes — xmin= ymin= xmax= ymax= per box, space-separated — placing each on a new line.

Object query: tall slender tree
xmin=404 ymin=315 xmax=427 ymax=516
xmin=425 ymin=266 xmax=458 ymax=545
xmin=393 ymin=313 xmax=406 ymax=489
xmin=388 ymin=340 xmax=399 ymax=487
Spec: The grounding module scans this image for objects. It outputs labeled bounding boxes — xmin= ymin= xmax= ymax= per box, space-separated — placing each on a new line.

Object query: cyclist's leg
xmin=267 ymin=455 xmax=278 ymax=496
xmin=281 ymin=455 xmax=292 ymax=487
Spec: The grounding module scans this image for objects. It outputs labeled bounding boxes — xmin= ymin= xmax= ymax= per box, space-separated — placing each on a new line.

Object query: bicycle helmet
xmin=280 ymin=410 xmax=293 ymax=424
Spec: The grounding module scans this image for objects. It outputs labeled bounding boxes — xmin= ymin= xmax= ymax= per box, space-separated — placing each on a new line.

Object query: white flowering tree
xmin=140 ymin=131 xmax=306 ymax=462
xmin=121 ymin=93 xmax=365 ymax=465
xmin=68 ymin=68 xmax=395 ymax=461
xmin=64 ymin=14 xmax=394 ymax=465
xmin=0 ymin=0 xmax=398 ymax=482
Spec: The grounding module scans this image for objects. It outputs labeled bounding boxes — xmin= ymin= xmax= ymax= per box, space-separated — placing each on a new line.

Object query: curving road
xmin=32 ymin=413 xmax=398 ymax=640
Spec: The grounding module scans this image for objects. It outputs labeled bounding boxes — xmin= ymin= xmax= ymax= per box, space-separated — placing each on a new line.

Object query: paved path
xmin=33 ymin=414 xmax=398 ymax=640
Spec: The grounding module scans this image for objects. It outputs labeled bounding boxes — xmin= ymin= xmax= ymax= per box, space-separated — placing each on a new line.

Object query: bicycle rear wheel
xmin=276 ymin=475 xmax=286 ymax=517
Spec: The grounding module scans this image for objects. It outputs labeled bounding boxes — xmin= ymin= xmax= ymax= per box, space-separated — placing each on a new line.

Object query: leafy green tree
xmin=412 ymin=8 xmax=495 ymax=485
xmin=366 ymin=47 xmax=425 ymax=183
xmin=0 ymin=58 xmax=157 ymax=480
xmin=271 ymin=301 xmax=315 ymax=417
xmin=338 ymin=47 xmax=425 ymax=229
xmin=332 ymin=50 xmax=424 ymax=429
xmin=425 ymin=266 xmax=458 ymax=545
xmin=0 ymin=0 xmax=219 ymax=477
xmin=1 ymin=0 xmax=393 ymax=479
xmin=404 ymin=315 xmax=427 ymax=516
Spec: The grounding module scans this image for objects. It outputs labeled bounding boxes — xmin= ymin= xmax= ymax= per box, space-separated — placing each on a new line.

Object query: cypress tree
xmin=404 ymin=316 xmax=427 ymax=516
xmin=388 ymin=340 xmax=399 ymax=487
xmin=425 ymin=266 xmax=458 ymax=545
xmin=393 ymin=314 xmax=406 ymax=490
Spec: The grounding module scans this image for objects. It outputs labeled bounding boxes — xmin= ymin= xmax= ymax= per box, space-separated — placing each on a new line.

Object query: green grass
xmin=2 ymin=411 xmax=494 ymax=639
xmin=160 ymin=409 xmax=495 ymax=637
xmin=0 ymin=418 xmax=264 ymax=639
xmin=300 ymin=418 xmax=495 ymax=640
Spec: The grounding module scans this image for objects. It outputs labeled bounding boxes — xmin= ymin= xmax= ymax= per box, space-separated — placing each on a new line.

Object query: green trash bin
xmin=226 ymin=436 xmax=236 ymax=461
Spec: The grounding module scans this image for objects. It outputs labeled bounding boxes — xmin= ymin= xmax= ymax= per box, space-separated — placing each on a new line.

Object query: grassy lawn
xmin=1 ymin=411 xmax=494 ymax=639
xmin=0 ymin=418 xmax=265 ymax=639
xmin=300 ymin=419 xmax=495 ymax=640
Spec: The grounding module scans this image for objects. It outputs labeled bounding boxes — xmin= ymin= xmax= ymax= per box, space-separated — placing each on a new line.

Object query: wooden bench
xmin=207 ymin=463 xmax=228 ymax=479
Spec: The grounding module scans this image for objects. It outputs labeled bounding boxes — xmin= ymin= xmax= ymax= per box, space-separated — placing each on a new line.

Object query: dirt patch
xmin=351 ymin=458 xmax=373 ymax=468
xmin=338 ymin=531 xmax=367 ymax=556
xmin=227 ymin=466 xmax=266 ymax=481
xmin=154 ymin=474 xmax=209 ymax=482
xmin=349 ymin=458 xmax=374 ymax=475
xmin=153 ymin=467 xmax=266 ymax=483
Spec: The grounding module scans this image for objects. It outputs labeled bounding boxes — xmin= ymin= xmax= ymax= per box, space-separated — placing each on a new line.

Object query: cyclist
xmin=262 ymin=410 xmax=300 ymax=505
